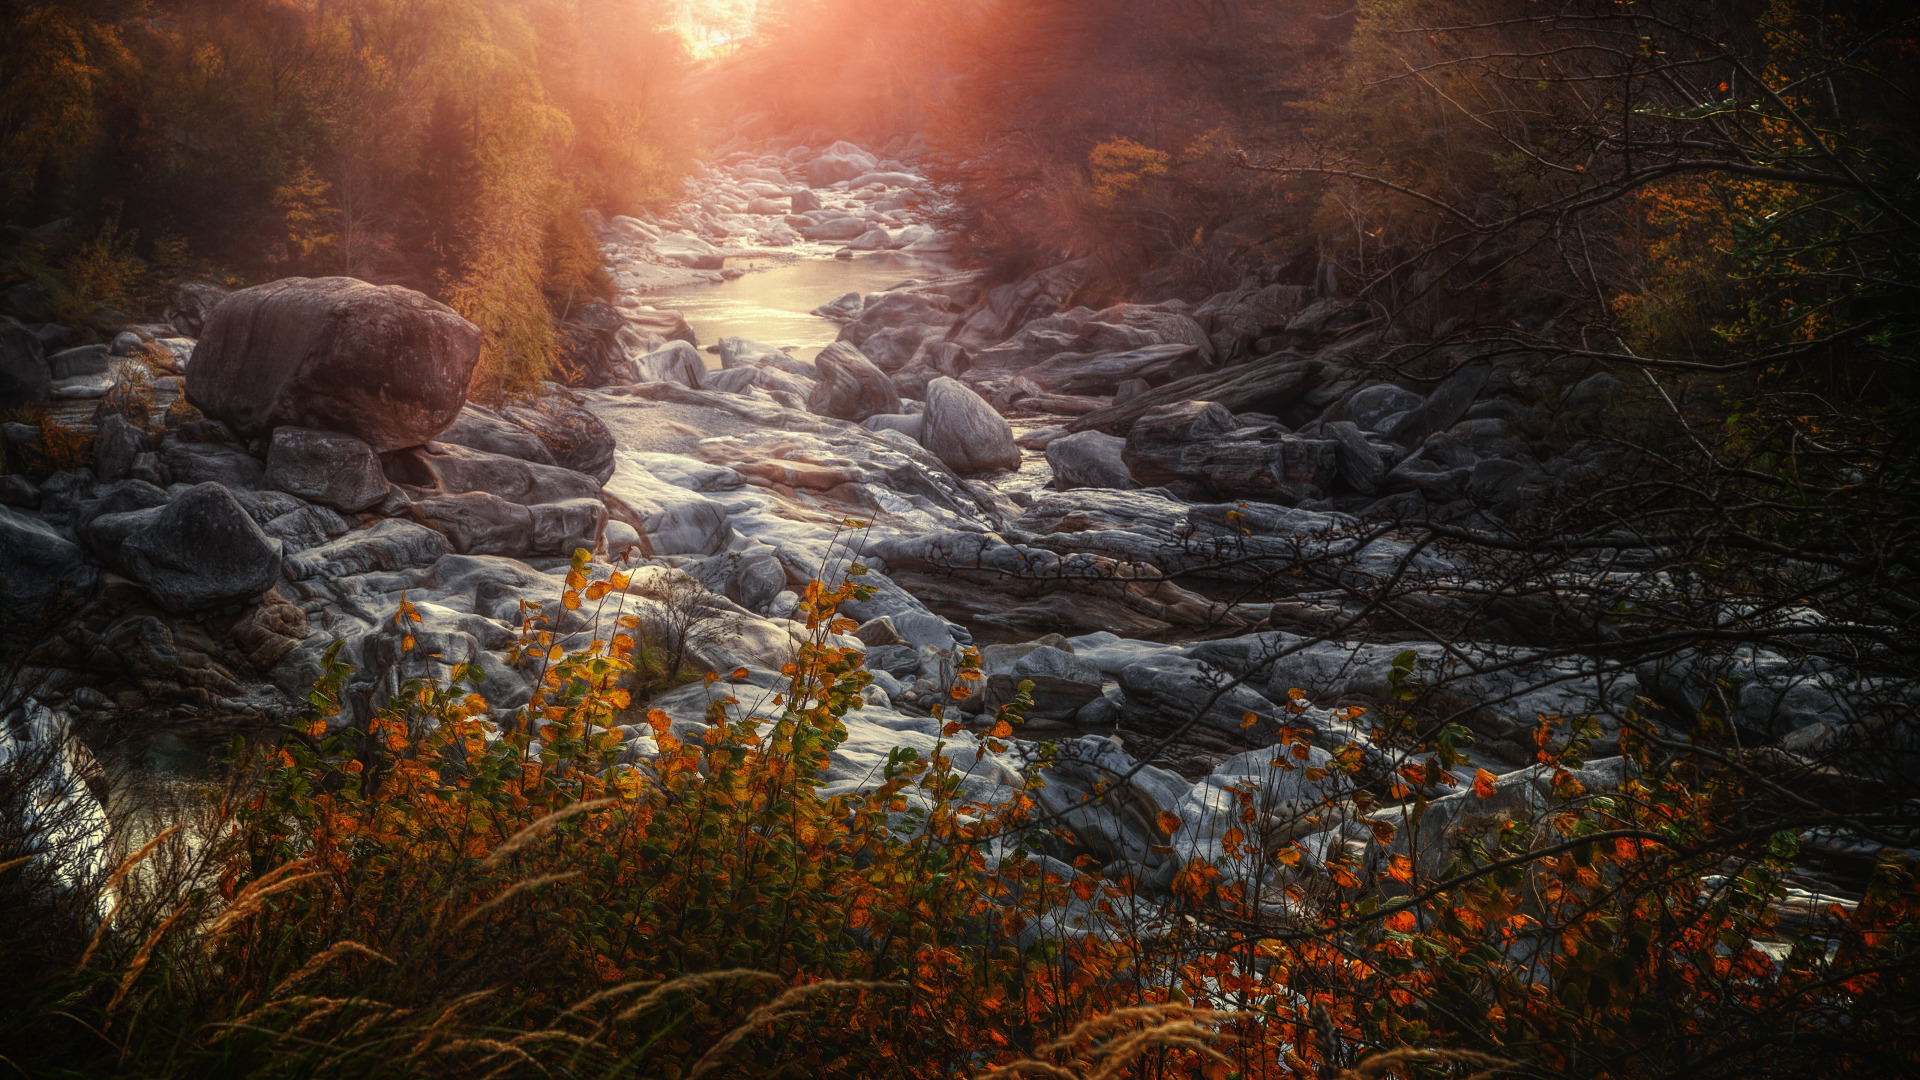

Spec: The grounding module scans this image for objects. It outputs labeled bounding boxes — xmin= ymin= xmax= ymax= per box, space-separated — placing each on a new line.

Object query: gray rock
xmin=259 ymin=503 xmax=351 ymax=551
xmin=185 ymin=276 xmax=482 ymax=451
xmin=94 ymin=414 xmax=152 ymax=483
xmin=694 ymin=550 xmax=787 ymax=612
xmin=717 ymin=337 xmax=817 ymax=379
xmin=498 ymin=399 xmax=617 ymax=484
xmin=836 ymin=291 xmax=955 ymax=352
xmin=921 ymin=377 xmax=1020 ymax=474
xmin=1386 ymin=361 xmax=1492 ymax=446
xmin=111 ymin=330 xmax=144 ymax=356
xmin=652 ymin=233 xmax=725 ymax=269
xmin=265 ymin=427 xmax=390 ymax=512
xmin=0 ymin=317 xmax=50 ymax=407
xmin=805 ymin=142 xmax=878 ymax=186
xmin=1562 ymin=372 xmax=1622 ymax=427
xmin=1115 ymin=654 xmax=1283 ymax=739
xmin=435 ymin=405 xmax=557 ymax=465
xmin=801 ymin=216 xmax=871 ymax=241
xmin=861 ymin=413 xmax=924 ymax=441
xmin=1025 ymin=343 xmax=1206 ymax=396
xmin=857 ymin=325 xmax=930 ymax=372
xmin=162 ymin=439 xmax=265 ymax=488
xmin=1341 ymin=383 xmax=1424 ymax=433
xmin=947 ymin=260 xmax=1091 ymax=350
xmin=0 ymin=473 xmax=38 ymax=507
xmin=382 ymin=442 xmax=602 ymax=506
xmin=164 ymin=281 xmax=229 ymax=337
xmin=50 ymin=372 xmax=113 ymax=399
xmin=1112 ymin=377 xmax=1151 ymax=405
xmin=284 ymin=519 xmax=453 ymax=580
xmin=811 ymin=291 xmax=863 ymax=322
xmin=530 ymin=497 xmax=607 ymax=555
xmin=47 ymin=344 xmax=110 ymax=379
xmin=107 ymin=482 xmax=282 ymax=613
xmin=602 ymin=456 xmax=732 ymax=556
xmin=73 ymin=479 xmax=172 ymax=555
xmin=0 ymin=505 xmax=94 ymax=617
xmin=1123 ymin=400 xmax=1339 ymax=502
xmin=632 ymin=340 xmax=706 ymax=388
xmin=1045 ymin=430 xmax=1134 ymax=490
xmin=790 ymin=188 xmax=822 ymax=212
xmin=808 ymin=341 xmax=900 ymax=422
xmin=1323 ymin=420 xmax=1386 ymax=494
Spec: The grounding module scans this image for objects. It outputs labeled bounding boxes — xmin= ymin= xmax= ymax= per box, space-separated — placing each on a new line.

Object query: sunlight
xmin=667 ymin=0 xmax=761 ymax=57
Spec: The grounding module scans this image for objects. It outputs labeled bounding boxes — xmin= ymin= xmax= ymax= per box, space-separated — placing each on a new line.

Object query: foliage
xmin=3 ymin=546 xmax=1917 ymax=1078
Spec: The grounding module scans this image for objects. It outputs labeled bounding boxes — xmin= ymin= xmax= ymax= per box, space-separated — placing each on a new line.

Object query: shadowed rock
xmin=185 ymin=277 xmax=480 ymax=451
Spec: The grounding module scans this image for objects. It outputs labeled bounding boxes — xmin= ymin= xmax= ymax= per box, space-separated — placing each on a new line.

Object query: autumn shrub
xmin=2 ymin=542 xmax=1916 ymax=1079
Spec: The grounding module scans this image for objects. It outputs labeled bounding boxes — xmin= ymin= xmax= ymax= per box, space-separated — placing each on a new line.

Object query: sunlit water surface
xmin=653 ymin=251 xmax=955 ymax=363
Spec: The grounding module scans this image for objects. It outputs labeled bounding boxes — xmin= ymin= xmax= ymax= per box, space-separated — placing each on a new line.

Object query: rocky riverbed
xmin=0 ymin=137 xmax=1893 ymax=916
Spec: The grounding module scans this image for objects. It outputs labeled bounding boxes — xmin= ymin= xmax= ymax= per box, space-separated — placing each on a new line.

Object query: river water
xmin=652 ymin=250 xmax=955 ymax=363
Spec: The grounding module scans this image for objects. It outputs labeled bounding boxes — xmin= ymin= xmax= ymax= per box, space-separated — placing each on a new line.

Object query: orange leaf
xmin=1388 ymin=854 xmax=1414 ymax=883
xmin=1385 ymin=909 xmax=1417 ymax=932
xmin=1156 ymin=811 xmax=1182 ymax=836
xmin=1272 ymin=845 xmax=1302 ymax=866
xmin=609 ymin=571 xmax=631 ymax=590
xmin=1473 ymin=768 xmax=1498 ymax=799
xmin=1240 ymin=711 xmax=1258 ymax=729
xmin=990 ymin=720 xmax=1012 ymax=738
xmin=646 ymin=709 xmax=671 ymax=735
xmin=585 ymin=581 xmax=612 ymax=601
xmin=730 ymin=667 xmax=749 ymax=680
xmin=402 ymin=634 xmax=416 ymax=652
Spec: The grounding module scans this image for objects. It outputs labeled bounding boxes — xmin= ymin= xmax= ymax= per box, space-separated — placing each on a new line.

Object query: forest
xmin=1 ymin=1 xmax=1915 ymax=1078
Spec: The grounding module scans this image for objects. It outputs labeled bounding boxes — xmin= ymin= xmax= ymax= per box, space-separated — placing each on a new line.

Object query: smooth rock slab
xmin=382 ymin=442 xmax=602 ymax=506
xmin=186 ymin=277 xmax=481 ymax=452
xmin=284 ymin=518 xmax=453 ymax=580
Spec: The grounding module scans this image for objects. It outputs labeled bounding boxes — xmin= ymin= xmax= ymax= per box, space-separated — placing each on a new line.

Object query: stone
xmin=48 ymin=344 xmax=110 ymax=379
xmin=1025 ymin=343 xmax=1206 ymax=396
xmin=790 ymin=188 xmax=823 ymax=212
xmin=631 ymin=340 xmax=707 ymax=388
xmin=51 ymin=372 xmax=114 ymax=399
xmin=652 ymin=233 xmax=725 ymax=269
xmin=801 ymin=216 xmax=871 ymax=241
xmin=805 ymin=141 xmax=879 ymax=187
xmin=861 ymin=413 xmax=924 ymax=441
xmin=984 ymin=645 xmax=1105 ymax=719
xmin=164 ymin=281 xmax=229 ymax=337
xmin=1340 ymin=383 xmax=1424 ymax=433
xmin=1123 ymin=401 xmax=1339 ymax=502
xmin=265 ymin=427 xmax=390 ymax=512
xmin=1112 ymin=377 xmax=1150 ymax=405
xmin=0 ymin=474 xmax=38 ymax=507
xmin=1562 ymin=371 xmax=1622 ymax=427
xmin=693 ymin=550 xmax=787 ymax=612
xmin=0 ymin=505 xmax=94 ymax=618
xmin=435 ymin=404 xmax=558 ymax=465
xmin=284 ymin=519 xmax=452 ymax=580
xmin=1045 ymin=430 xmax=1134 ymax=491
xmin=0 ymin=317 xmax=49 ymax=407
xmin=1386 ymin=361 xmax=1492 ymax=446
xmin=1323 ymin=420 xmax=1386 ymax=494
xmin=717 ymin=337 xmax=818 ymax=378
xmin=811 ymin=291 xmax=864 ymax=322
xmin=94 ymin=413 xmax=151 ymax=483
xmin=382 ymin=442 xmax=602 ymax=505
xmin=921 ymin=377 xmax=1020 ymax=474
xmin=1116 ymin=654 xmax=1284 ymax=739
xmin=603 ymin=452 xmax=732 ymax=556
xmin=185 ymin=277 xmax=481 ymax=451
xmin=161 ymin=439 xmax=265 ymax=488
xmin=499 ymin=399 xmax=618 ymax=484
xmin=530 ymin=497 xmax=607 ymax=555
xmin=808 ymin=341 xmax=900 ymax=422
xmin=106 ymin=482 xmax=282 ymax=613
xmin=857 ymin=326 xmax=929 ymax=372
xmin=947 ymin=260 xmax=1091 ymax=350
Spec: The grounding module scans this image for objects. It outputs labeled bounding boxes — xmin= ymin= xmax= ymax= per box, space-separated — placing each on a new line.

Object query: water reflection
xmin=651 ymin=250 xmax=954 ymax=364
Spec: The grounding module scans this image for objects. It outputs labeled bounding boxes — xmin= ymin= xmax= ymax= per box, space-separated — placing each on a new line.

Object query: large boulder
xmin=921 ymin=377 xmax=1020 ymax=474
xmin=947 ymin=260 xmax=1092 ymax=351
xmin=652 ymin=233 xmax=725 ymax=270
xmin=718 ymin=337 xmax=818 ymax=378
xmin=1045 ymin=430 xmax=1134 ymax=490
xmin=382 ymin=442 xmax=603 ymax=505
xmin=101 ymin=482 xmax=283 ymax=613
xmin=185 ymin=277 xmax=481 ymax=451
xmin=1323 ymin=420 xmax=1387 ymax=494
xmin=265 ymin=427 xmax=391 ymax=512
xmin=0 ymin=316 xmax=49 ymax=408
xmin=808 ymin=341 xmax=900 ymax=422
xmin=837 ymin=292 xmax=956 ymax=352
xmin=1340 ymin=383 xmax=1424 ymax=434
xmin=94 ymin=414 xmax=152 ymax=483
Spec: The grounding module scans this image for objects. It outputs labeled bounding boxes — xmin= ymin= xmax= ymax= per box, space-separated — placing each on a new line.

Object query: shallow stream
xmin=651 ymin=250 xmax=954 ymax=363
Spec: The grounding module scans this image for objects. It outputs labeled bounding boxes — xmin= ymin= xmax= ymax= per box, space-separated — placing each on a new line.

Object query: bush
xmin=3 ymin=543 xmax=1916 ymax=1079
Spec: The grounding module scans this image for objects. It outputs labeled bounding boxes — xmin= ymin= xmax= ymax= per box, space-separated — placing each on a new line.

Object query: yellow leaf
xmin=402 ymin=634 xmax=415 ymax=652
xmin=646 ymin=709 xmax=671 ymax=735
xmin=1240 ymin=711 xmax=1258 ymax=729
xmin=1473 ymin=768 xmax=1498 ymax=799
xmin=585 ymin=581 xmax=611 ymax=601
xmin=563 ymin=589 xmax=582 ymax=611
xmin=1272 ymin=845 xmax=1302 ymax=866
xmin=608 ymin=689 xmax=631 ymax=709
xmin=609 ymin=571 xmax=631 ymax=590
xmin=565 ymin=570 xmax=587 ymax=590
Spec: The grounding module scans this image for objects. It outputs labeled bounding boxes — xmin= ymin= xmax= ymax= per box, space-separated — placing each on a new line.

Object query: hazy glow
xmin=668 ymin=0 xmax=761 ymax=57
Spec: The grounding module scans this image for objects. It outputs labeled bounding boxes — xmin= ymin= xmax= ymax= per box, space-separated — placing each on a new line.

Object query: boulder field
xmin=2 ymin=137 xmax=1894 ymax=915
